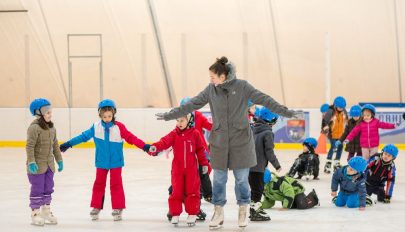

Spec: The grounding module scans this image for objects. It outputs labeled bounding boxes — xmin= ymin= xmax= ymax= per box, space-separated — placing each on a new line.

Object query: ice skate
xmin=324 ymin=160 xmax=332 ymax=174
xmin=238 ymin=204 xmax=248 ymax=228
xmin=249 ymin=202 xmax=270 ymax=221
xmin=209 ymin=205 xmax=224 ymax=230
xmin=187 ymin=215 xmax=197 ymax=227
xmin=41 ymin=205 xmax=57 ymax=224
xmin=112 ymin=209 xmax=123 ymax=221
xmin=197 ymin=209 xmax=206 ymax=221
xmin=171 ymin=216 xmax=179 ymax=225
xmin=31 ymin=209 xmax=45 ymax=226
xmin=90 ymin=208 xmax=101 ymax=221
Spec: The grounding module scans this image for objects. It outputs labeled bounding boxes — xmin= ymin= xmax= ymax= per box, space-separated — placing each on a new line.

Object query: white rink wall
xmin=0 ymin=107 xmax=404 ymax=143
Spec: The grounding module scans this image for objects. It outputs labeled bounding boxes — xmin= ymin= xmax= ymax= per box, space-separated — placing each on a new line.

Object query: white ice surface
xmin=0 ymin=148 xmax=404 ymax=232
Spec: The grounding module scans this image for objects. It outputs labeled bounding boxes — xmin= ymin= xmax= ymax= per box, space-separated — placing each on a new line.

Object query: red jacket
xmin=346 ymin=118 xmax=395 ymax=148
xmin=194 ymin=111 xmax=212 ymax=142
xmin=153 ymin=127 xmax=210 ymax=171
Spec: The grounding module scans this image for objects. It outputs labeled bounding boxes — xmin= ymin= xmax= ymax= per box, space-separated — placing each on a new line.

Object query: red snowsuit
xmin=153 ymin=127 xmax=210 ymax=216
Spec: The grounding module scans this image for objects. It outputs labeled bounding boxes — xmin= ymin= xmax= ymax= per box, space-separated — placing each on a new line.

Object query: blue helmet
xmin=258 ymin=107 xmax=279 ymax=124
xmin=348 ymin=156 xmax=367 ymax=173
xmin=248 ymin=99 xmax=254 ymax=108
xmin=362 ymin=104 xmax=376 ymax=115
xmin=98 ymin=99 xmax=116 ymax=111
xmin=303 ymin=137 xmax=318 ymax=150
xmin=29 ymin=98 xmax=51 ymax=116
xmin=180 ymin=97 xmax=192 ymax=106
xmin=333 ymin=96 xmax=346 ymax=108
xmin=263 ymin=168 xmax=272 ymax=184
xmin=349 ymin=105 xmax=362 ymax=117
xmin=382 ymin=144 xmax=398 ymax=159
xmin=320 ymin=103 xmax=329 ymax=113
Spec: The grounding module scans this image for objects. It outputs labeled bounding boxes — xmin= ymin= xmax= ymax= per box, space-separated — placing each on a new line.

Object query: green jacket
xmin=262 ymin=173 xmax=305 ymax=209
xmin=26 ymin=119 xmax=62 ymax=174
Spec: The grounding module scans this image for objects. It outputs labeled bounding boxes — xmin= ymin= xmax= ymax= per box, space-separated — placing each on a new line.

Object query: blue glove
xmin=57 ymin=161 xmax=63 ymax=172
xmin=335 ymin=140 xmax=342 ymax=147
xmin=60 ymin=142 xmax=72 ymax=152
xmin=28 ymin=162 xmax=38 ymax=174
xmin=143 ymin=144 xmax=151 ymax=152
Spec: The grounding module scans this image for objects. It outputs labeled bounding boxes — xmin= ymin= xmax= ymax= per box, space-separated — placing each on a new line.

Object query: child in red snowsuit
xmin=150 ymin=114 xmax=210 ymax=226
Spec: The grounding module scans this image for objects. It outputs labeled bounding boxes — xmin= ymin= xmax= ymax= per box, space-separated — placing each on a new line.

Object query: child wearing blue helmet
xmin=27 ymin=98 xmax=63 ymax=226
xmin=335 ymin=105 xmax=362 ymax=162
xmin=248 ymin=107 xmax=281 ymax=221
xmin=287 ymin=137 xmax=320 ymax=180
xmin=59 ymin=99 xmax=151 ymax=221
xmin=365 ymin=144 xmax=398 ymax=204
xmin=323 ymin=96 xmax=348 ymax=174
xmin=331 ymin=156 xmax=367 ymax=210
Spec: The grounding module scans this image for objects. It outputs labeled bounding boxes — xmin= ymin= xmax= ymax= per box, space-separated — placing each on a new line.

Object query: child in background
xmin=335 ymin=105 xmax=362 ymax=161
xmin=287 ymin=137 xmax=320 ymax=180
xmin=344 ymin=104 xmax=397 ymax=161
xmin=59 ymin=99 xmax=150 ymax=221
xmin=26 ymin=98 xmax=63 ymax=226
xmin=331 ymin=157 xmax=367 ymax=210
xmin=261 ymin=169 xmax=319 ymax=210
xmin=249 ymin=107 xmax=281 ymax=221
xmin=366 ymin=144 xmax=398 ymax=204
xmin=323 ymin=96 xmax=348 ymax=173
xmin=148 ymin=113 xmax=211 ymax=227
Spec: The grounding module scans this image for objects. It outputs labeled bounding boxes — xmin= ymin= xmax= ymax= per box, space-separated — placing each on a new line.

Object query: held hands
xmin=343 ymin=139 xmax=349 ymax=145
xmin=202 ymin=166 xmax=209 ymax=175
xmin=146 ymin=145 xmax=158 ymax=156
xmin=28 ymin=162 xmax=38 ymax=174
xmin=60 ymin=142 xmax=72 ymax=152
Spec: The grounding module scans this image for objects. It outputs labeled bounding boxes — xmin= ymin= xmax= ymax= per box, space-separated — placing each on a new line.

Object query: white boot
xmin=171 ymin=216 xmax=179 ymax=225
xmin=31 ymin=209 xmax=45 ymax=226
xmin=209 ymin=205 xmax=224 ymax=230
xmin=112 ymin=209 xmax=123 ymax=221
xmin=90 ymin=208 xmax=101 ymax=220
xmin=40 ymin=205 xmax=57 ymax=224
xmin=186 ymin=215 xmax=197 ymax=227
xmin=238 ymin=204 xmax=248 ymax=228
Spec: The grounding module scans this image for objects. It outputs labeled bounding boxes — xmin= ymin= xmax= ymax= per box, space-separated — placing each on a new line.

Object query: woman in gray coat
xmin=156 ymin=56 xmax=301 ymax=229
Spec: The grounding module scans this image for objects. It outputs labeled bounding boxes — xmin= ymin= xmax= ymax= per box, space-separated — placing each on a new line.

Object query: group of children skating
xmin=25 ymin=96 xmax=403 ymax=227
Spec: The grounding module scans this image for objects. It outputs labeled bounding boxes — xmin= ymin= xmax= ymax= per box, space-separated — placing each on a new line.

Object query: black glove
xmin=60 ymin=142 xmax=72 ymax=152
xmin=402 ymin=112 xmax=405 ymax=121
xmin=143 ymin=144 xmax=151 ymax=152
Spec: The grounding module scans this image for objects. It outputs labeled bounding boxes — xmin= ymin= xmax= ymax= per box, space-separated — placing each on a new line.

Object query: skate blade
xmin=209 ymin=221 xmax=223 ymax=230
xmin=187 ymin=222 xmax=196 ymax=227
xmin=113 ymin=216 xmax=122 ymax=221
xmin=31 ymin=222 xmax=45 ymax=226
xmin=91 ymin=216 xmax=99 ymax=221
xmin=44 ymin=221 xmax=58 ymax=225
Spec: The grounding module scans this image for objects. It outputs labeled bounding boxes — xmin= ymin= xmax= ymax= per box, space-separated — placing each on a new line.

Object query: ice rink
xmin=0 ymin=148 xmax=404 ymax=232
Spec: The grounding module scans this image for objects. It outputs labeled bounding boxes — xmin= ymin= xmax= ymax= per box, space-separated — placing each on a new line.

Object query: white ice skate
xmin=366 ymin=195 xmax=376 ymax=206
xmin=90 ymin=208 xmax=101 ymax=221
xmin=171 ymin=216 xmax=179 ymax=225
xmin=112 ymin=209 xmax=123 ymax=221
xmin=41 ymin=205 xmax=57 ymax=224
xmin=238 ymin=205 xmax=249 ymax=229
xmin=31 ymin=209 xmax=45 ymax=226
xmin=209 ymin=205 xmax=224 ymax=230
xmin=302 ymin=173 xmax=311 ymax=181
xmin=187 ymin=215 xmax=197 ymax=227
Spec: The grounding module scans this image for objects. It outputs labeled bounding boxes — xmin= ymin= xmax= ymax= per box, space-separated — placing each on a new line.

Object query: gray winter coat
xmin=160 ymin=72 xmax=297 ymax=170
xmin=250 ymin=119 xmax=281 ymax=173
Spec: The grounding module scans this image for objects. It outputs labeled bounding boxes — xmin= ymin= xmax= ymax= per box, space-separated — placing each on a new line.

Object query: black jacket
xmin=339 ymin=118 xmax=361 ymax=153
xmin=250 ymin=119 xmax=281 ymax=173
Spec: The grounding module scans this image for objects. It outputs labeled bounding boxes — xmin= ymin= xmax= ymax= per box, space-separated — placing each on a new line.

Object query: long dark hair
xmin=37 ymin=116 xmax=54 ymax=130
xmin=209 ymin=56 xmax=230 ymax=77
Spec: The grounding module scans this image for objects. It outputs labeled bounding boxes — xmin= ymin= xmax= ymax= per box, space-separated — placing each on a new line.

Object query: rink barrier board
xmin=1 ymin=141 xmax=404 ymax=150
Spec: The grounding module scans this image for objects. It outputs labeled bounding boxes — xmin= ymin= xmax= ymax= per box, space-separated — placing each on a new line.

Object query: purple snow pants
xmin=28 ymin=167 xmax=54 ymax=209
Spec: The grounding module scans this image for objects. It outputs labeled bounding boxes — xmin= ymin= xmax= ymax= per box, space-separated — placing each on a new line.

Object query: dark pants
xmin=248 ymin=172 xmax=264 ymax=203
xmin=366 ymin=183 xmax=385 ymax=202
xmin=199 ymin=165 xmax=212 ymax=199
xmin=28 ymin=167 xmax=54 ymax=209
xmin=327 ymin=138 xmax=343 ymax=160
